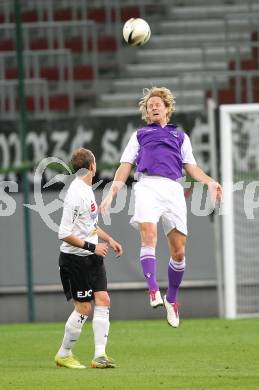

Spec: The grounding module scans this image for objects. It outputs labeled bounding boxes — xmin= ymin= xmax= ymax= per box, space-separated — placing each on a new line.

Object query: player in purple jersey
xmin=100 ymin=87 xmax=222 ymax=327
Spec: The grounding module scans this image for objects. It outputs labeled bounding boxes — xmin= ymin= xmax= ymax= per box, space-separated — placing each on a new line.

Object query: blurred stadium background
xmin=0 ymin=0 xmax=259 ymax=324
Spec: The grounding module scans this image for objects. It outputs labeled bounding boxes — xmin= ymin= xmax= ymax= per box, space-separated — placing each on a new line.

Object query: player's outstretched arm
xmin=184 ymin=163 xmax=223 ymax=203
xmin=96 ymin=226 xmax=123 ymax=257
xmin=100 ymin=162 xmax=133 ymax=215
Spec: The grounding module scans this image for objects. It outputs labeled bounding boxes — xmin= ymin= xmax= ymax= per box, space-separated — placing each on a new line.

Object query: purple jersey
xmin=135 ymin=123 xmax=185 ymax=181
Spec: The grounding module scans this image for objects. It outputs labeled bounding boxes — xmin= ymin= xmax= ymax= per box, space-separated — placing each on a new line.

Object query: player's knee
xmin=141 ymin=231 xmax=157 ymax=247
xmin=75 ymin=301 xmax=92 ymax=316
xmin=94 ymin=292 xmax=110 ymax=307
xmin=173 ymin=248 xmax=185 ymax=262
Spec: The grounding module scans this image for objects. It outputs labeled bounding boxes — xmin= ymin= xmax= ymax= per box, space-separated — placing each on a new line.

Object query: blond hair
xmin=138 ymin=86 xmax=176 ymax=123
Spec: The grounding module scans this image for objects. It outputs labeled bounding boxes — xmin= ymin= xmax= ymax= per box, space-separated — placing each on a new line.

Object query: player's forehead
xmin=147 ymin=96 xmax=165 ymax=107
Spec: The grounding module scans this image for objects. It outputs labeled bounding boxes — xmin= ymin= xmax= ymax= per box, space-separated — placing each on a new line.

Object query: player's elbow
xmin=58 ymin=230 xmax=72 ymax=241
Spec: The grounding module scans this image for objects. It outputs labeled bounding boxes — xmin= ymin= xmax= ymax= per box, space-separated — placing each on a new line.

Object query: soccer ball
xmin=122 ymin=18 xmax=151 ymax=46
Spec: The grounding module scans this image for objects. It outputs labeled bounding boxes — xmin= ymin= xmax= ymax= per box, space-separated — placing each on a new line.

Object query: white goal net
xmin=219 ymin=104 xmax=259 ymax=318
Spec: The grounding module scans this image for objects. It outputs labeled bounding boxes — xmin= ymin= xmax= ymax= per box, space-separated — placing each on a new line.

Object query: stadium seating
xmin=0 ymin=78 xmax=74 ymax=118
xmin=0 ymin=0 xmax=165 ymax=117
xmin=89 ymin=0 xmax=259 ymax=115
xmin=0 ymin=1 xmax=141 ymax=24
xmin=1 ymin=0 xmax=258 ymax=117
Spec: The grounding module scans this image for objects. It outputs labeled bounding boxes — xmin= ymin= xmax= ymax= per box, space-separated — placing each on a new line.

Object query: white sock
xmin=92 ymin=306 xmax=110 ymax=358
xmin=57 ymin=310 xmax=88 ymax=358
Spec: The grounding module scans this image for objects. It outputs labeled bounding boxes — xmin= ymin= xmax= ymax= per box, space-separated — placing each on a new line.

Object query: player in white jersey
xmin=100 ymin=87 xmax=222 ymax=328
xmin=55 ymin=148 xmax=123 ymax=369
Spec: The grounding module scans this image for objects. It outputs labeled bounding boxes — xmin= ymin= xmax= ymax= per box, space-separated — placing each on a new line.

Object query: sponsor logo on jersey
xmin=90 ymin=201 xmax=98 ymax=220
xmin=91 ymin=201 xmax=96 ymax=212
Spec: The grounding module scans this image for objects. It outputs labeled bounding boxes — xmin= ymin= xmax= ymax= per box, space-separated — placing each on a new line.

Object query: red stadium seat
xmin=251 ymin=31 xmax=258 ymax=41
xmin=120 ymin=6 xmax=140 ymax=22
xmin=65 ymin=37 xmax=83 ymax=52
xmin=219 ymin=89 xmax=235 ymax=104
xmin=66 ymin=35 xmax=117 ymax=52
xmin=87 ymin=36 xmax=117 ymax=52
xmin=253 ymin=77 xmax=259 ymax=88
xmin=5 ymin=67 xmax=18 ymax=80
xmin=229 ymin=58 xmax=258 ymax=71
xmin=4 ymin=65 xmax=94 ymax=82
xmin=16 ymin=96 xmax=42 ymax=112
xmin=253 ymin=88 xmax=259 ymax=101
xmin=22 ymin=10 xmax=38 ymax=22
xmin=0 ymin=13 xmax=5 ymax=23
xmin=5 ymin=67 xmax=35 ymax=80
xmin=217 ymin=88 xmax=248 ymax=104
xmin=87 ymin=8 xmax=106 ymax=23
xmin=14 ymin=95 xmax=70 ymax=112
xmin=73 ymin=64 xmax=93 ymax=80
xmin=252 ymin=46 xmax=259 ymax=60
xmin=40 ymin=66 xmax=60 ymax=81
xmin=97 ymin=35 xmax=117 ymax=51
xmin=229 ymin=77 xmax=247 ymax=89
xmin=240 ymin=59 xmax=257 ymax=70
xmin=49 ymin=94 xmax=70 ymax=110
xmin=0 ymin=38 xmax=15 ymax=51
xmin=54 ymin=8 xmax=73 ymax=21
xmin=29 ymin=37 xmax=49 ymax=50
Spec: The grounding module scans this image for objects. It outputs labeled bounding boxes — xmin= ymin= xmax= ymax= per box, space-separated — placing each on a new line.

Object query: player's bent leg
xmin=139 ymin=223 xmax=163 ymax=308
xmin=55 ymin=303 xmax=91 ymax=368
xmin=91 ymin=291 xmax=114 ymax=368
xmin=74 ymin=301 xmax=92 ymax=316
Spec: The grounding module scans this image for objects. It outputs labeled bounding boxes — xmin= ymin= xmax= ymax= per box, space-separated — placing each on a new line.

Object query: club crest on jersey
xmin=91 ymin=201 xmax=96 ymax=212
xmin=170 ymin=130 xmax=179 ymax=137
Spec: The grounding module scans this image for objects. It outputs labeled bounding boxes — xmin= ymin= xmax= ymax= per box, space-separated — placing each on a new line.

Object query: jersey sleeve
xmin=120 ymin=131 xmax=140 ymax=164
xmin=58 ymin=199 xmax=80 ymax=240
xmin=181 ymin=133 xmax=197 ymax=165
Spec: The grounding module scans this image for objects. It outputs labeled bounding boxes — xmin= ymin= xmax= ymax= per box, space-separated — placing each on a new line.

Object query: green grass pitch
xmin=1 ymin=318 xmax=258 ymax=390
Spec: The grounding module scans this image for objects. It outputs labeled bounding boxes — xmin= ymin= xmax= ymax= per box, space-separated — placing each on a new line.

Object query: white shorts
xmin=130 ymin=175 xmax=187 ymax=236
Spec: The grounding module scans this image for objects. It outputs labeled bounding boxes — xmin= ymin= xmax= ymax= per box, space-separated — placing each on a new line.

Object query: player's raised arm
xmin=99 ymin=131 xmax=139 ymax=215
xmin=100 ymin=162 xmax=134 ymax=215
xmin=100 ymin=130 xmax=139 ymax=216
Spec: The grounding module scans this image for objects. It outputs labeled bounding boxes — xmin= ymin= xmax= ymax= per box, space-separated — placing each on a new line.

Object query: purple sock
xmin=166 ymin=258 xmax=186 ymax=303
xmin=140 ymin=246 xmax=159 ymax=291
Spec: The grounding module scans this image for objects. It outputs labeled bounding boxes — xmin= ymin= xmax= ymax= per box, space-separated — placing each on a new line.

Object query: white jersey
xmin=59 ymin=177 xmax=98 ymax=256
xmin=120 ymin=131 xmax=197 ymax=167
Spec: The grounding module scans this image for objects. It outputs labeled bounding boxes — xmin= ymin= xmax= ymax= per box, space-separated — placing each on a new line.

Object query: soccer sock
xmin=92 ymin=306 xmax=110 ymax=359
xmin=140 ymin=246 xmax=159 ymax=292
xmin=166 ymin=258 xmax=186 ymax=303
xmin=57 ymin=309 xmax=88 ymax=358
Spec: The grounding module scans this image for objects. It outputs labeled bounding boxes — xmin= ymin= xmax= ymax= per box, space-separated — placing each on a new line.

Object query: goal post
xmin=219 ymin=103 xmax=259 ymax=319
xmin=208 ymin=98 xmax=224 ymax=318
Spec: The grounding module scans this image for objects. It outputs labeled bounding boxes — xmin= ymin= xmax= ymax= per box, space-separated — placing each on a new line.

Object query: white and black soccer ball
xmin=122 ymin=18 xmax=151 ymax=46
